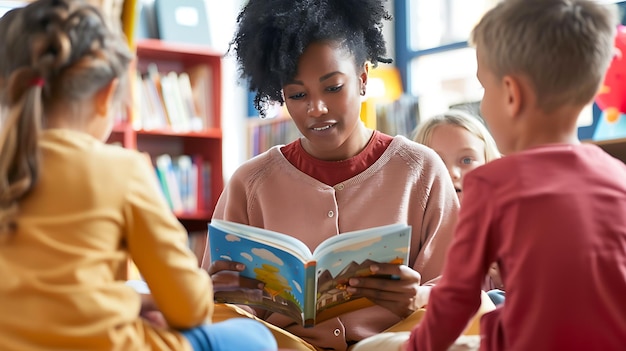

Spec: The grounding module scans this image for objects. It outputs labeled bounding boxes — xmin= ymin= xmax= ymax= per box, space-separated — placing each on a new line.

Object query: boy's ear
xmin=94 ymin=78 xmax=120 ymax=118
xmin=502 ymin=75 xmax=523 ymax=118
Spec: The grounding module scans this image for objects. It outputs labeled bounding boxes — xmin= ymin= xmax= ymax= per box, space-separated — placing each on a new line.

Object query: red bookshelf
xmin=108 ymin=39 xmax=223 ymax=233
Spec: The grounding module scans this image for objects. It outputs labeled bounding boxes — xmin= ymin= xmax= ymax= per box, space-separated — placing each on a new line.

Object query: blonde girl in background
xmin=413 ymin=110 xmax=504 ymax=305
xmin=0 ymin=1 xmax=275 ymax=350
xmin=413 ymin=110 xmax=500 ymax=201
xmin=352 ymin=110 xmax=500 ymax=351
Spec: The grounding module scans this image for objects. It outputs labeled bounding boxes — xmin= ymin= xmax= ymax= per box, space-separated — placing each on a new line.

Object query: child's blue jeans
xmin=181 ymin=318 xmax=277 ymax=351
xmin=487 ymin=289 xmax=505 ymax=306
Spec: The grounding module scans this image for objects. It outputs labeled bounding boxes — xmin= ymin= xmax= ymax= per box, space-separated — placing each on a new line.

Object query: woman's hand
xmin=346 ymin=264 xmax=426 ymax=318
xmin=207 ymin=260 xmax=264 ymax=290
xmin=207 ymin=260 xmax=269 ymax=318
xmin=488 ymin=263 xmax=504 ymax=290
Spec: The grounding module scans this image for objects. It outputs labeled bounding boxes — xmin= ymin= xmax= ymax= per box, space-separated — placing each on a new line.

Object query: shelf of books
xmin=246 ymin=94 xmax=420 ymax=158
xmin=108 ymin=39 xmax=223 ymax=233
xmin=247 ymin=116 xmax=301 ymax=158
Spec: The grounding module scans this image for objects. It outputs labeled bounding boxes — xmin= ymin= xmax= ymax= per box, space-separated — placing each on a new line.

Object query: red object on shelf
xmin=595 ymin=25 xmax=626 ymax=122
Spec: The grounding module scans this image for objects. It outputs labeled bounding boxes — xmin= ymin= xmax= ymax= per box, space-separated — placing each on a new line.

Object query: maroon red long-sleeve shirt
xmin=409 ymin=143 xmax=626 ymax=351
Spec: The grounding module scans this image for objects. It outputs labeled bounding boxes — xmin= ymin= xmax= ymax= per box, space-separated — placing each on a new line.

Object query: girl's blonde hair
xmin=0 ymin=0 xmax=132 ymax=234
xmin=412 ymin=109 xmax=501 ymax=163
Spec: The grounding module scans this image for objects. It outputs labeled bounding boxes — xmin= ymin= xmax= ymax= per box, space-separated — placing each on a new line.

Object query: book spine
xmin=303 ymin=260 xmax=317 ymax=327
xmin=155 ymin=154 xmax=183 ymax=212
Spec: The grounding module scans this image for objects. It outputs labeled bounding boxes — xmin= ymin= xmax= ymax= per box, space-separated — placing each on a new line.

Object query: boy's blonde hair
xmin=413 ymin=109 xmax=501 ymax=163
xmin=470 ymin=0 xmax=618 ymax=112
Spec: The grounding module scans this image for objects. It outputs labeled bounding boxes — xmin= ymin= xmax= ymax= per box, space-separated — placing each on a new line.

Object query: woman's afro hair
xmin=230 ymin=0 xmax=392 ymax=117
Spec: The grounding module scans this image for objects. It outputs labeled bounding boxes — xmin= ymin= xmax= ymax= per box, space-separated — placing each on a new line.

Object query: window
xmin=394 ymin=0 xmax=496 ymax=120
xmin=0 ymin=1 xmax=27 ymax=18
xmin=408 ymin=0 xmax=496 ymax=51
xmin=409 ymin=47 xmax=482 ymax=120
xmin=395 ymin=0 xmax=626 ymax=127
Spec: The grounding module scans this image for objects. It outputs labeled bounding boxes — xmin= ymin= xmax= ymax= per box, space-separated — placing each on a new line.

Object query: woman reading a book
xmin=205 ymin=0 xmax=464 ymax=350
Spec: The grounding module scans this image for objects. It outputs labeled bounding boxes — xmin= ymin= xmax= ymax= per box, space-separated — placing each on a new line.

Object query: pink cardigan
xmin=212 ymin=136 xmax=459 ymax=351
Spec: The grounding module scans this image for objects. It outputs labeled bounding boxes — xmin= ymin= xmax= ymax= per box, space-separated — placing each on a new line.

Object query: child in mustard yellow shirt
xmin=0 ymin=1 xmax=275 ymax=350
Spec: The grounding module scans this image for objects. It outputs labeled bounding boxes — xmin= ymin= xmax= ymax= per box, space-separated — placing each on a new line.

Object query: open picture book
xmin=208 ymin=219 xmax=412 ymax=327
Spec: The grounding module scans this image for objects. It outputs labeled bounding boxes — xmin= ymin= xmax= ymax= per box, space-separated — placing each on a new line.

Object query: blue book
xmin=208 ymin=220 xmax=411 ymax=327
xmin=154 ymin=0 xmax=211 ymax=46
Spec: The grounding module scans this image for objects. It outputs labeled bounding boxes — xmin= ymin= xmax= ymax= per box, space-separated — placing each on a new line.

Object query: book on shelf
xmin=135 ymin=63 xmax=212 ymax=132
xmin=374 ymin=94 xmax=420 ymax=138
xmin=136 ymin=70 xmax=166 ymax=130
xmin=247 ymin=116 xmax=301 ymax=158
xmin=175 ymin=155 xmax=198 ymax=212
xmin=198 ymin=156 xmax=212 ymax=212
xmin=208 ymin=219 xmax=412 ymax=327
xmin=177 ymin=72 xmax=204 ymax=131
xmin=154 ymin=0 xmax=211 ymax=46
xmin=155 ymin=154 xmax=183 ymax=212
xmin=154 ymin=154 xmax=209 ymax=214
xmin=161 ymin=71 xmax=191 ymax=132
xmin=187 ymin=64 xmax=213 ymax=129
xmin=145 ymin=63 xmax=172 ymax=128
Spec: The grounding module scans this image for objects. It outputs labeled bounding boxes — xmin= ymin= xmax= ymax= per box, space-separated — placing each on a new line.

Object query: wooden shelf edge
xmin=584 ymin=137 xmax=626 ymax=146
xmin=583 ymin=137 xmax=626 ymax=163
xmin=110 ymin=127 xmax=222 ymax=139
xmin=136 ymin=129 xmax=222 ymax=138
xmin=136 ymin=39 xmax=224 ymax=58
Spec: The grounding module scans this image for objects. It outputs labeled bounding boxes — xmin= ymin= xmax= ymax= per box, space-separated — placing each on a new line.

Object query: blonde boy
xmin=402 ymin=0 xmax=626 ymax=350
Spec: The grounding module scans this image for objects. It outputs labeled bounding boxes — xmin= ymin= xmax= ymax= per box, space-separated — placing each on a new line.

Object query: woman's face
xmin=428 ymin=123 xmax=486 ymax=202
xmin=282 ymin=41 xmax=368 ymax=161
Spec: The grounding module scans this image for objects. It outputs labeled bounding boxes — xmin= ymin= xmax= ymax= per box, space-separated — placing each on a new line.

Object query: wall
xmin=204 ymin=0 xmax=249 ymax=181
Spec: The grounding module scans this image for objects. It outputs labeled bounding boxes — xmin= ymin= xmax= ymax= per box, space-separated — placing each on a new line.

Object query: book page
xmin=312 ymin=224 xmax=411 ymax=320
xmin=211 ymin=220 xmax=312 ymax=261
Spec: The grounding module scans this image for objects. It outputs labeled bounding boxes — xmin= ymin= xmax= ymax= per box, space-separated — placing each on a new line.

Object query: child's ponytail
xmin=0 ymin=67 xmax=45 ymax=235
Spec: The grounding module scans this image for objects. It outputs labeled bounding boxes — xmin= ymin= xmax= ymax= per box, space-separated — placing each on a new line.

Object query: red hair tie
xmin=30 ymin=77 xmax=45 ymax=87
